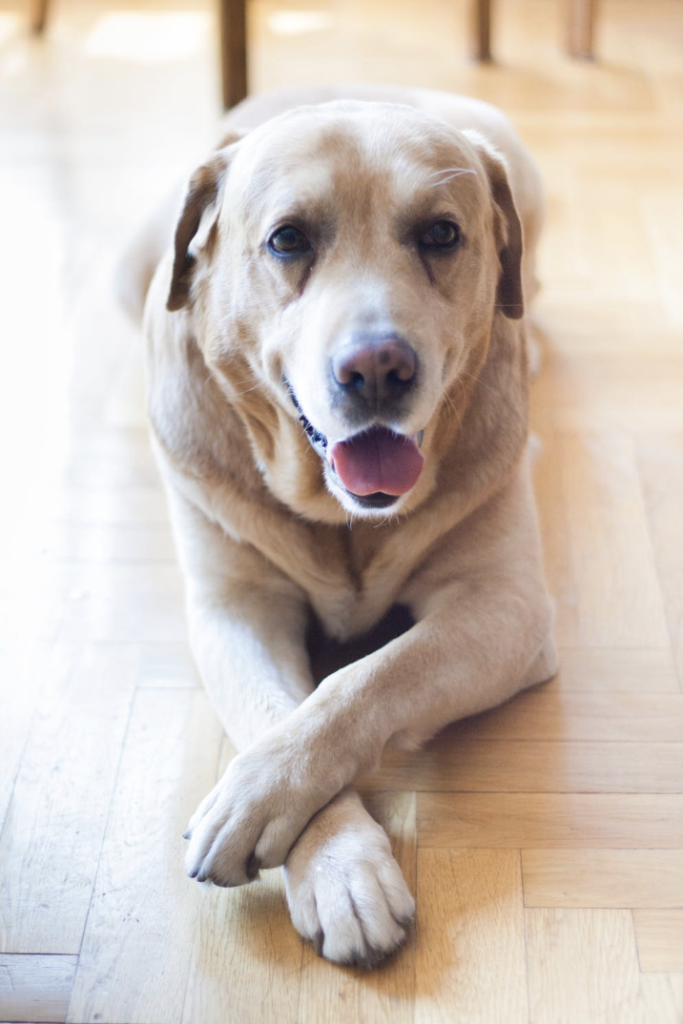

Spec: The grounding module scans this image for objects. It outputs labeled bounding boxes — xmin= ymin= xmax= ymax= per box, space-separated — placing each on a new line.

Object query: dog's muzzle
xmin=287 ymin=384 xmax=424 ymax=509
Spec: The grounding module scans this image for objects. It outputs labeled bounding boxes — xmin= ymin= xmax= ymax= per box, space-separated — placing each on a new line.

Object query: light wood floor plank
xmin=558 ymin=432 xmax=670 ymax=649
xmin=414 ymin=850 xmax=528 ymax=1023
xmin=638 ymin=974 xmax=683 ymax=1024
xmin=634 ymin=910 xmax=683 ymax=972
xmin=40 ymin=521 xmax=176 ymax=563
xmin=0 ymin=644 xmax=139 ymax=954
xmin=0 ymin=954 xmax=78 ymax=1024
xmin=0 ymin=560 xmax=71 ymax=651
xmin=138 ymin=642 xmax=199 ymax=689
xmin=555 ymin=647 xmax=680 ymax=693
xmin=181 ymin=870 xmax=304 ymax=1024
xmin=636 ymin=434 xmax=683 ymax=687
xmin=181 ymin=734 xmax=303 ymax=1024
xmin=365 ymin=737 xmax=683 ymax=793
xmin=418 ymin=794 xmax=683 ymax=849
xmin=526 ymin=909 xmax=651 ymax=1024
xmin=60 ymin=426 xmax=159 ymax=492
xmin=534 ymin=353 xmax=683 ymax=432
xmin=522 ymin=850 xmax=683 ymax=908
xmin=453 ymin=690 xmax=683 ymax=742
xmin=67 ymin=689 xmax=223 ymax=1024
xmin=574 ymin=181 xmax=659 ymax=305
xmin=46 ymin=486 xmax=169 ymax=527
xmin=298 ymin=792 xmax=417 ymax=1024
xmin=55 ymin=564 xmax=186 ymax=644
xmin=530 ymin=405 xmax=579 ymax=647
xmin=641 ymin=193 xmax=683 ymax=327
xmin=0 ymin=641 xmax=51 ymax=833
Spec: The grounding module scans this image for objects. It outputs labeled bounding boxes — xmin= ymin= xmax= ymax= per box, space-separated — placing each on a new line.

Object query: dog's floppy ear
xmin=463 ymin=130 xmax=524 ymax=320
xmin=167 ymin=131 xmax=243 ymax=312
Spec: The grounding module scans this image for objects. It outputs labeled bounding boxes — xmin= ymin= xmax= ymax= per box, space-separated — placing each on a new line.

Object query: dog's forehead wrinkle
xmin=237 ymin=116 xmax=364 ymax=186
xmin=234 ymin=105 xmax=484 ymax=215
xmin=233 ymin=158 xmax=349 ymax=235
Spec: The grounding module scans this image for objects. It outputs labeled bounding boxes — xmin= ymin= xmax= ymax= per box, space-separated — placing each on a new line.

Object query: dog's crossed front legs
xmin=169 ymin=468 xmax=556 ymax=964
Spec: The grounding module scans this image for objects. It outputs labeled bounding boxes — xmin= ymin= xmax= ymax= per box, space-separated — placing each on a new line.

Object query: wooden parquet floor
xmin=1 ymin=0 xmax=682 ymax=1020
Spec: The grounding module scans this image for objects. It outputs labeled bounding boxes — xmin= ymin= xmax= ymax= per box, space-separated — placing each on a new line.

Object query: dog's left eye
xmin=268 ymin=225 xmax=312 ymax=256
xmin=419 ymin=220 xmax=461 ymax=251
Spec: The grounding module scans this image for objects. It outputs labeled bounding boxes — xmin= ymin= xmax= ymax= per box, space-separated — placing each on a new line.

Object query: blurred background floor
xmin=1 ymin=0 xmax=683 ymax=1021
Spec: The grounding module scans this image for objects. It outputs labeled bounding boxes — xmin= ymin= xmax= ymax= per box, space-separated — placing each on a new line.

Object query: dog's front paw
xmin=183 ymin=733 xmax=333 ymax=887
xmin=283 ymin=789 xmax=415 ymax=966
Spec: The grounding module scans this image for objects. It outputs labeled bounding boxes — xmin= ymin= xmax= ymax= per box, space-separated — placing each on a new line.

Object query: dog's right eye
xmin=268 ymin=225 xmax=312 ymax=257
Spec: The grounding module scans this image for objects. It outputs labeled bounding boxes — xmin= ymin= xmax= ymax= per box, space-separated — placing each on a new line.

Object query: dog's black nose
xmin=331 ymin=335 xmax=417 ymax=407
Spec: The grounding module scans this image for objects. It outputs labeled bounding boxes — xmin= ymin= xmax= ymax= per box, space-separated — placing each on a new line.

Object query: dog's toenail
xmin=246 ymin=853 xmax=261 ymax=880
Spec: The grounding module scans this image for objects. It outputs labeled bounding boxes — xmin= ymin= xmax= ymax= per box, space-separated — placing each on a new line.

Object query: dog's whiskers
xmin=231 ymin=380 xmax=262 ymax=397
xmin=201 ymin=367 xmax=262 ymax=399
xmin=459 ymin=368 xmax=503 ymax=400
xmin=421 ymin=167 xmax=476 ymax=190
xmin=458 ymin=368 xmax=527 ymax=436
xmin=442 ymin=384 xmax=464 ymax=437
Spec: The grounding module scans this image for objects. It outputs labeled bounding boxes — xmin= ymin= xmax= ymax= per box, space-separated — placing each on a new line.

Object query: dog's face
xmin=167 ymin=101 xmax=523 ymax=521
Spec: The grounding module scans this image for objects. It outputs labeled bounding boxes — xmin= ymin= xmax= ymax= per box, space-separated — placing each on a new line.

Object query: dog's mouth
xmin=288 ymin=386 xmax=424 ymax=508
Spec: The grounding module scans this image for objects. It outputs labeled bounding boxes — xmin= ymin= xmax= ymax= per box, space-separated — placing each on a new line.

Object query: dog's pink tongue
xmin=330 ymin=428 xmax=424 ymax=497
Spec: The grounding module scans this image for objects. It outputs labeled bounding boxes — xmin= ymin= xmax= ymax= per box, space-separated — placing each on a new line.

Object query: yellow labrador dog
xmin=140 ymin=86 xmax=557 ymax=966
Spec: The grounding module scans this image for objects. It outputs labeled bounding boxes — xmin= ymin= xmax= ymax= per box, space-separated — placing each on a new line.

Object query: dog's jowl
xmin=140 ymin=85 xmax=557 ymax=967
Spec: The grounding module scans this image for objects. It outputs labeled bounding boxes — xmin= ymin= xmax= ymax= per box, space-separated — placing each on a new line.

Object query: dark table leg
xmin=566 ymin=0 xmax=599 ymax=58
xmin=29 ymin=0 xmax=50 ymax=33
xmin=472 ymin=0 xmax=494 ymax=62
xmin=219 ymin=0 xmax=248 ymax=109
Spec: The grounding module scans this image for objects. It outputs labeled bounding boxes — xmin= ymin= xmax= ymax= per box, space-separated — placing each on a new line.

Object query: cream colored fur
xmin=137 ymin=86 xmax=557 ymax=967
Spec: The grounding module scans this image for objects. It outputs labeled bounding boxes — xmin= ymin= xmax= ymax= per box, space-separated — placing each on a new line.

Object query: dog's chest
xmin=309 ymin=586 xmax=389 ymax=640
xmin=305 ymin=528 xmax=412 ymax=640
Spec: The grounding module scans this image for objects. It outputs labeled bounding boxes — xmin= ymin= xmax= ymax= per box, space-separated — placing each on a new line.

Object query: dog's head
xmin=165 ymin=101 xmax=525 ymax=521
